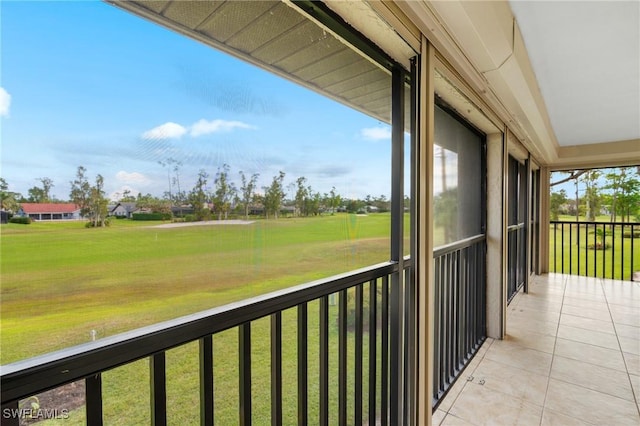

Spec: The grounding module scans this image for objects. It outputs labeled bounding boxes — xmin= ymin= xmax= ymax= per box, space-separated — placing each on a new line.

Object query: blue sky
xmin=1 ymin=1 xmax=401 ymax=202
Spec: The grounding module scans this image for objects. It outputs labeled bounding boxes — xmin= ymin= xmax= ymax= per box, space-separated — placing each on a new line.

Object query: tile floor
xmin=434 ymin=273 xmax=640 ymax=425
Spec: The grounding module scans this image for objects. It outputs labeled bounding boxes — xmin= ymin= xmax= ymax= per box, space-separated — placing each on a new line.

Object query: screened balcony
xmin=1 ymin=0 xmax=639 ymax=425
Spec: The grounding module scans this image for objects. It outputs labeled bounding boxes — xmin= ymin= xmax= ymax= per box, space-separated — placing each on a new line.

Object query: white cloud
xmin=190 ymin=119 xmax=254 ymax=137
xmin=141 ymin=122 xmax=187 ymax=140
xmin=0 ymin=87 xmax=11 ymax=117
xmin=109 ymin=185 xmax=139 ymax=202
xmin=115 ymin=171 xmax=151 ymax=185
xmin=361 ymin=126 xmax=391 ymax=141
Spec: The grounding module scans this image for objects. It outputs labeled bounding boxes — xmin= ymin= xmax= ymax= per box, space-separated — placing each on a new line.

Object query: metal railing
xmin=432 ymin=235 xmax=486 ymax=407
xmin=1 ymin=261 xmax=415 ymax=425
xmin=507 ymin=223 xmax=527 ymax=302
xmin=550 ymin=221 xmax=639 ymax=281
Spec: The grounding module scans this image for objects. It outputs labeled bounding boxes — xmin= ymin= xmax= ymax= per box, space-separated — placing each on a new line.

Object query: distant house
xmin=171 ymin=205 xmax=194 ymax=217
xmin=109 ymin=202 xmax=139 ymax=219
xmin=18 ymin=203 xmax=81 ymax=221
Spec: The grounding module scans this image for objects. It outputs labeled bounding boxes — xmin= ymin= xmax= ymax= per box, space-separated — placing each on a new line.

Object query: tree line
xmin=0 ymin=163 xmax=395 ymax=226
xmin=550 ymin=166 xmax=640 ymax=222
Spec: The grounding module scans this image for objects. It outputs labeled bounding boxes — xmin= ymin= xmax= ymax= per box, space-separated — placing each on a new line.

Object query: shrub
xmin=622 ymin=231 xmax=640 ymax=238
xmin=587 ymin=242 xmax=611 ymax=250
xmin=9 ymin=216 xmax=31 ymax=225
xmin=132 ymin=213 xmax=172 ymax=221
xmin=85 ymin=218 xmax=111 ymax=228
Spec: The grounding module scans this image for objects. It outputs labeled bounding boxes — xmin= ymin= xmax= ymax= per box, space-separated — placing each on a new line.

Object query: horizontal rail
xmin=433 ymin=234 xmax=486 ymax=258
xmin=1 ymin=261 xmax=398 ymax=404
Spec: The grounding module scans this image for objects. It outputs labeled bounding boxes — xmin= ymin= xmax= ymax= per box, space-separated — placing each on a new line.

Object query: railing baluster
xmin=368 ymin=280 xmax=377 ymax=424
xmin=85 ymin=374 xmax=103 ymax=426
xmin=632 ymin=225 xmax=635 ymax=281
xmin=404 ymin=265 xmax=415 ymax=426
xmin=338 ymin=289 xmax=348 ymax=426
xmin=433 ymin=257 xmax=441 ymax=402
xmin=381 ymin=276 xmax=389 ymax=426
xmin=355 ymin=284 xmax=363 ymax=426
xmin=611 ymin=224 xmax=624 ymax=279
xmin=603 ymin=223 xmax=607 ymax=278
xmin=561 ymin=222 xmax=565 ymax=274
xmin=577 ymin=222 xmax=581 ymax=275
xmin=239 ymin=323 xmax=251 ymax=426
xmin=150 ymin=352 xmax=167 ymax=426
xmin=553 ymin=222 xmax=557 ymax=273
xmin=270 ymin=314 xmax=282 ymax=426
xmin=569 ymin=222 xmax=573 ymax=275
xmin=297 ymin=303 xmax=308 ymax=426
xmin=389 ymin=271 xmax=401 ymax=426
xmin=592 ymin=223 xmax=597 ymax=277
xmin=624 ymin=224 xmax=634 ymax=281
xmin=319 ymin=296 xmax=329 ymax=426
xmin=585 ymin=223 xmax=589 ymax=275
xmin=200 ymin=336 xmax=214 ymax=426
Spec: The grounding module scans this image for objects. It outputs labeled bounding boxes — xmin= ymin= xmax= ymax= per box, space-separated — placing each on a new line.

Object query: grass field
xmin=549 ymin=221 xmax=640 ymax=280
xmin=1 ymin=214 xmax=402 ymax=424
xmin=0 ymin=214 xmax=407 ymax=363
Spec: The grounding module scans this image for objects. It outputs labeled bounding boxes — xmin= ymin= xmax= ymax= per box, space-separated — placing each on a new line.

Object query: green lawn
xmin=1 ymin=214 xmax=401 ymax=363
xmin=549 ymin=220 xmax=640 ymax=280
xmin=1 ymin=214 xmax=398 ymax=424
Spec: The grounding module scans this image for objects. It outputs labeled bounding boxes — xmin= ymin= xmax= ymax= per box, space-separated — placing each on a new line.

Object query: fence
xmin=550 ymin=221 xmax=639 ymax=280
xmin=432 ymin=235 xmax=487 ymax=406
xmin=1 ymin=261 xmax=415 ymax=425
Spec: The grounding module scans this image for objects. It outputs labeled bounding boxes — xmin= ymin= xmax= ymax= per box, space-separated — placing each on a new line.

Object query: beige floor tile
xmin=504 ymin=327 xmax=556 ymax=354
xmin=474 ymin=337 xmax=494 ymax=359
xmin=508 ymin=308 xmax=560 ymax=325
xmin=449 ymin=384 xmax=542 ymax=426
xmin=615 ymin=323 xmax=640 ymax=341
xmin=507 ymin=316 xmax=559 ymax=337
xmin=609 ymin=302 xmax=640 ymax=316
xmin=560 ymin=304 xmax=611 ymax=321
xmin=545 ymin=379 xmax=640 ymax=426
xmin=437 ymin=374 xmax=469 ymax=412
xmin=441 ymin=413 xmax=474 ymax=425
xmin=472 ymin=358 xmax=549 ymax=406
xmin=623 ymin=352 xmax=640 ymax=376
xmin=557 ymin=324 xmax=620 ymax=350
xmin=608 ymin=298 xmax=640 ymax=310
xmin=562 ymin=292 xmax=605 ymax=303
xmin=603 ymin=284 xmax=640 ymax=306
xmin=630 ymin=374 xmax=639 ymax=405
xmin=554 ymin=338 xmax=627 ymax=372
xmin=541 ymin=408 xmax=595 ymax=426
xmin=485 ymin=341 xmax=553 ymax=376
xmin=559 ymin=313 xmax=616 ymax=334
xmin=550 ymin=355 xmax=635 ymax=401
xmin=561 ymin=296 xmax=609 ymax=311
xmin=611 ymin=310 xmax=640 ymax=328
xmin=620 ymin=336 xmax=640 ymax=355
xmin=516 ymin=299 xmax=563 ymax=315
xmin=433 ymin=409 xmax=448 ymax=426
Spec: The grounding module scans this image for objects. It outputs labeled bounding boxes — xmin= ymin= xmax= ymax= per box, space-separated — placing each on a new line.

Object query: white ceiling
xmin=509 ymin=1 xmax=640 ymax=147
